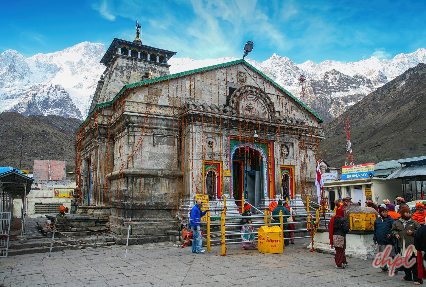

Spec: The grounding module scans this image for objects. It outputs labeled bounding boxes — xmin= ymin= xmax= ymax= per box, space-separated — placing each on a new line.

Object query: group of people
xmin=329 ymin=196 xmax=426 ymax=285
xmin=188 ymin=198 xmax=297 ymax=253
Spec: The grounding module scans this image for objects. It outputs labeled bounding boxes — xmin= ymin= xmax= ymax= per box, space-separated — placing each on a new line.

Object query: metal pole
xmin=49 ymin=230 xmax=55 ymax=257
xmin=125 ymin=221 xmax=131 ymax=257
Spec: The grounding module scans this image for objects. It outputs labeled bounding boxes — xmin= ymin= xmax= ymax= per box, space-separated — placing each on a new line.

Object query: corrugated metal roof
xmin=387 ymin=165 xmax=426 ymax=179
xmin=78 ymin=59 xmax=323 ymax=131
xmin=398 ymin=156 xmax=426 ymax=166
xmin=374 ymin=159 xmax=401 ymax=170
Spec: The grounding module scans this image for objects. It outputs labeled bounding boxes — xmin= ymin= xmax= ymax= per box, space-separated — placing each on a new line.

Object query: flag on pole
xmin=315 ymin=161 xmax=323 ymax=204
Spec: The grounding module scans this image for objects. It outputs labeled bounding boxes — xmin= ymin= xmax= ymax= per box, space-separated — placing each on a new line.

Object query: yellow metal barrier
xmin=306 ymin=196 xmax=310 ymax=215
xmin=316 ymin=209 xmax=320 ymax=223
xmin=264 ymin=209 xmax=268 ymax=224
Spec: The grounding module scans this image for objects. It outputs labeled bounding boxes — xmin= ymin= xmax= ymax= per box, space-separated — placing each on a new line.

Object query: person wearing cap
xmin=374 ymin=206 xmax=396 ymax=272
xmin=412 ymin=203 xmax=426 ymax=225
xmin=190 ymin=200 xmax=208 ymax=253
xmin=388 ymin=204 xmax=401 ymax=220
xmin=391 ymin=206 xmax=422 ymax=284
xmin=272 ymin=200 xmax=290 ymax=245
xmin=240 ymin=203 xmax=257 ymax=250
xmin=56 ymin=206 xmax=70 ymax=230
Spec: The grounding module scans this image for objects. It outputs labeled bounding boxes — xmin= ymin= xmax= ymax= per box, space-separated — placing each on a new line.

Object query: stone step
xmin=7 ymin=242 xmax=113 ymax=256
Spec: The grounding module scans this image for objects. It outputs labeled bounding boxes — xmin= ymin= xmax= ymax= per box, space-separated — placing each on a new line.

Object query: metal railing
xmin=200 ymin=196 xmax=334 ymax=255
xmin=0 ymin=212 xmax=11 ymax=257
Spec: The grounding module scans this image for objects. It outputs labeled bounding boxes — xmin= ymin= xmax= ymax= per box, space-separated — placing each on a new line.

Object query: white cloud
xmin=92 ymin=0 xmax=116 ymax=21
xmin=372 ymin=49 xmax=391 ymax=59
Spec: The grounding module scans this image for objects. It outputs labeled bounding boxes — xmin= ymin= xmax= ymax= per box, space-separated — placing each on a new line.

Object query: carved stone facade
xmin=76 ymin=38 xmax=324 ymax=242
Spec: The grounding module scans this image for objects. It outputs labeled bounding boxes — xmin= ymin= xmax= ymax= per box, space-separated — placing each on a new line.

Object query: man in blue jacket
xmin=190 ymin=200 xmax=208 ymax=253
xmin=374 ymin=206 xmax=396 ymax=272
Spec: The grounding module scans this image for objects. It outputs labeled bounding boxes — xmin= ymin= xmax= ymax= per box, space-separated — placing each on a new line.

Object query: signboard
xmin=223 ymin=170 xmax=231 ymax=177
xmin=341 ymin=163 xmax=375 ymax=180
xmin=54 ymin=188 xmax=74 ymax=198
xmin=195 ymin=194 xmax=209 ymax=221
xmin=322 ymin=172 xmax=338 ymax=182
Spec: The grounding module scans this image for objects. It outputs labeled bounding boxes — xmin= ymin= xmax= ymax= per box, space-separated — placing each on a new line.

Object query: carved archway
xmin=229 ymin=85 xmax=276 ymax=121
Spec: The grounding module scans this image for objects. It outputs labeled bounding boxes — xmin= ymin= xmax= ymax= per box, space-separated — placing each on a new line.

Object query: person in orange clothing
xmin=269 ymin=201 xmax=277 ymax=212
xmin=387 ymin=204 xmax=401 ymax=220
xmin=412 ymin=202 xmax=426 ymax=225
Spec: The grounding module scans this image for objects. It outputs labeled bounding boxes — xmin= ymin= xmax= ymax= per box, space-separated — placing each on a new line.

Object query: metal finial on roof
xmin=134 ymin=19 xmax=142 ymax=44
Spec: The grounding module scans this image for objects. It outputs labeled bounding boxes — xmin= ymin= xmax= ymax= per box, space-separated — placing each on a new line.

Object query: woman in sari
xmin=329 ymin=208 xmax=350 ymax=268
xmin=241 ymin=203 xmax=257 ymax=250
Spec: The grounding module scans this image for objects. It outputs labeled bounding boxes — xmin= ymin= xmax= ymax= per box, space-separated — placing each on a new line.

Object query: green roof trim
xmin=78 ymin=59 xmax=323 ymax=131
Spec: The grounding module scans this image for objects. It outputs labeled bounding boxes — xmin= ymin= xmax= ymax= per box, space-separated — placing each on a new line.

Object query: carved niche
xmin=229 ymin=85 xmax=275 ymax=121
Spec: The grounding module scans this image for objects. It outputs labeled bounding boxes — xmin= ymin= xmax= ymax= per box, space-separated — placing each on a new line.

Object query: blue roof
xmin=0 ymin=166 xmax=23 ymax=176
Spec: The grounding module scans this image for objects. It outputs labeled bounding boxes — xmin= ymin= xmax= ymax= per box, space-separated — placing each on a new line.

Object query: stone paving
xmin=0 ymin=238 xmax=414 ymax=287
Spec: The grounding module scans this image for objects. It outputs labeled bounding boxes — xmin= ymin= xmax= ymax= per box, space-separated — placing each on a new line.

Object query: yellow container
xmin=349 ymin=213 xmax=376 ymax=230
xmin=258 ymin=225 xmax=283 ymax=254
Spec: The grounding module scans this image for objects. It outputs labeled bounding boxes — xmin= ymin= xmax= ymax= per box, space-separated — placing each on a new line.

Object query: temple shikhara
xmin=75 ymin=24 xmax=324 ymax=242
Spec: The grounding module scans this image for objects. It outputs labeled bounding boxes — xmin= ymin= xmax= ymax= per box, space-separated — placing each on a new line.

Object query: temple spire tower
xmin=88 ymin=22 xmax=176 ymax=113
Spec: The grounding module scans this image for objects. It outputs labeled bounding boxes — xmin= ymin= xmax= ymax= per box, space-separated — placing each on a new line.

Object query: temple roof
xmin=100 ymin=38 xmax=177 ymax=65
xmin=79 ymin=59 xmax=323 ymax=130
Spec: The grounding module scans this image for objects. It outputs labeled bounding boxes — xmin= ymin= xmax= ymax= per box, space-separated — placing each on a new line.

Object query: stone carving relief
xmin=229 ymin=85 xmax=275 ymax=121
xmin=237 ymin=71 xmax=247 ymax=85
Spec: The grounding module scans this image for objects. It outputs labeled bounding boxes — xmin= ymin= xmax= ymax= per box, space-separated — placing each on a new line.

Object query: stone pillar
xmin=156 ymin=55 xmax=159 ymax=63
xmin=137 ymin=52 xmax=141 ymax=59
xmin=118 ymin=47 xmax=121 ymax=54
xmin=147 ymin=54 xmax=150 ymax=61
xmin=128 ymin=50 xmax=132 ymax=57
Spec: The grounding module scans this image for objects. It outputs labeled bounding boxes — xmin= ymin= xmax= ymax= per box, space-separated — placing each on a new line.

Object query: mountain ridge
xmin=323 ymin=63 xmax=426 ymax=167
xmin=1 ymin=43 xmax=426 ymax=122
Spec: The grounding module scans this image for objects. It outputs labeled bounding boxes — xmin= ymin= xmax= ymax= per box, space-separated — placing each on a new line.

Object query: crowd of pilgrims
xmin=329 ymin=196 xmax=426 ymax=285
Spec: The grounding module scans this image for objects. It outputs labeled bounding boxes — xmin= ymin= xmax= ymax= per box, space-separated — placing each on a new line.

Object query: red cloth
xmin=329 ymin=208 xmax=344 ymax=248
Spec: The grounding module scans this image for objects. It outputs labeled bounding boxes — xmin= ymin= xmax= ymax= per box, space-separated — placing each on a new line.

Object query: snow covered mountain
xmin=1 ymin=42 xmax=425 ymax=121
xmin=0 ymin=42 xmax=105 ymax=119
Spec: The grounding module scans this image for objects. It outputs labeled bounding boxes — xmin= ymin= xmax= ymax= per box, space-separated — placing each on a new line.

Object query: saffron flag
xmin=315 ymin=162 xmax=323 ymax=203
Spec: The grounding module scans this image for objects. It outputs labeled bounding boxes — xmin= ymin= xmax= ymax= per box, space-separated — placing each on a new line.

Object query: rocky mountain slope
xmin=1 ymin=42 xmax=426 ymax=122
xmin=0 ymin=112 xmax=82 ymax=172
xmin=322 ymin=63 xmax=426 ymax=167
xmin=0 ymin=42 xmax=105 ymax=119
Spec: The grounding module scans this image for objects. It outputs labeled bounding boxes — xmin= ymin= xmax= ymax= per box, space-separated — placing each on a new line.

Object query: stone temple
xmin=75 ymin=27 xmax=324 ymax=243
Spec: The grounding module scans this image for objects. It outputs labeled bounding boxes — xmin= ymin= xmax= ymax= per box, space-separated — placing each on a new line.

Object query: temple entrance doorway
xmin=280 ymin=166 xmax=294 ymax=200
xmin=205 ymin=170 xmax=217 ymax=201
xmin=232 ymin=147 xmax=263 ymax=209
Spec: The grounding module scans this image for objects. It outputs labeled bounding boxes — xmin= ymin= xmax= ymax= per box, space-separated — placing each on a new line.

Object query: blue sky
xmin=1 ymin=0 xmax=426 ymax=64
